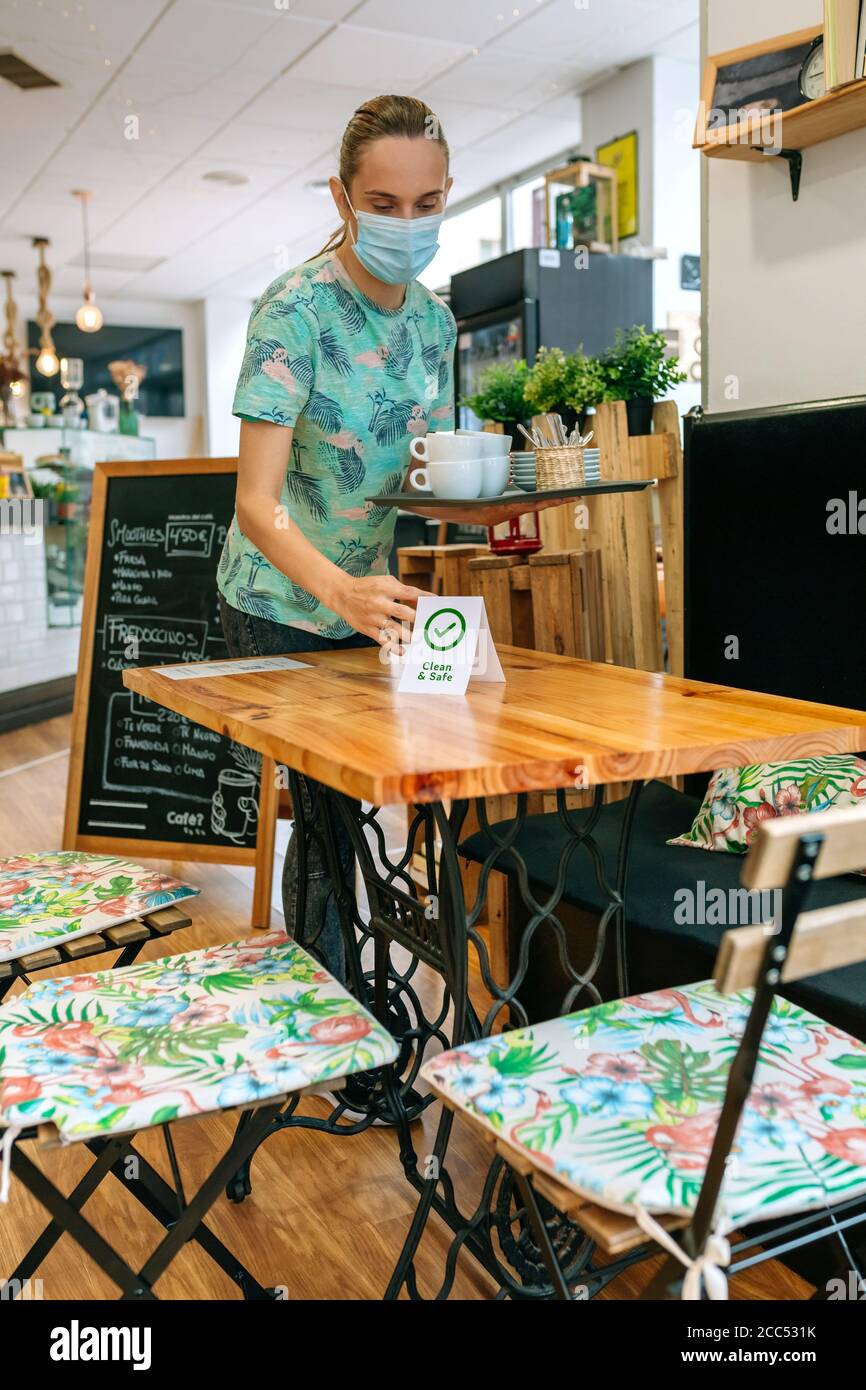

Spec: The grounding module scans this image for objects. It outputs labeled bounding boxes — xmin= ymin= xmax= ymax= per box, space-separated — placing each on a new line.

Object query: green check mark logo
xmin=423 ymin=607 xmax=467 ymax=653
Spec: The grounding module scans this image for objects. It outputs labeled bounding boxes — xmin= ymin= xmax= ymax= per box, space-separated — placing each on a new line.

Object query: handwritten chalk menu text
xmin=71 ymin=465 xmax=260 ymax=851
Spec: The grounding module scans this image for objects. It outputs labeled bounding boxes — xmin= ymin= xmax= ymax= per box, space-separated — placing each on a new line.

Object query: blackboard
xmin=711 ymin=40 xmax=815 ymax=127
xmin=64 ymin=458 xmax=263 ymax=862
xmin=684 ymin=397 xmax=866 ymax=714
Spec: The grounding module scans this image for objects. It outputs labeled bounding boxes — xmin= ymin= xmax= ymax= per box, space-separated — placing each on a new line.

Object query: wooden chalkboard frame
xmin=62 ymin=457 xmax=278 ymax=929
xmin=694 ymin=24 xmax=822 ymax=150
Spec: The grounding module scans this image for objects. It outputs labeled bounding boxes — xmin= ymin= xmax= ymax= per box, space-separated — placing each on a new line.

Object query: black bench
xmin=460 ymin=781 xmax=866 ymax=1040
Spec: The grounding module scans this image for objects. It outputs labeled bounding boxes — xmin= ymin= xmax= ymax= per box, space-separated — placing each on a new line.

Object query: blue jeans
xmin=218 ymin=595 xmax=374 ymax=982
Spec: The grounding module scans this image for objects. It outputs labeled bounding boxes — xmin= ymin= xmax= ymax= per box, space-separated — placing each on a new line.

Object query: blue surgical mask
xmin=343 ymin=187 xmax=444 ymax=284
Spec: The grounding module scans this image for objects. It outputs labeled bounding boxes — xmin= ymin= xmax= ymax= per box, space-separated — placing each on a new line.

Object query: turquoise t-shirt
xmin=217 ymin=251 xmax=456 ymax=637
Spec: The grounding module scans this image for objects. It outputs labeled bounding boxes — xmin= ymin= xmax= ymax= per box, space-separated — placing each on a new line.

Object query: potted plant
xmin=563 ymin=351 xmax=606 ymax=435
xmin=598 ymin=325 xmax=686 ymax=435
xmin=459 ymin=358 xmax=529 ymax=442
xmin=27 ymin=465 xmax=81 ymax=522
xmin=525 ymin=346 xmax=606 ymax=435
xmin=524 ymin=346 xmax=570 ymax=418
xmin=28 ymin=465 xmax=63 ymax=525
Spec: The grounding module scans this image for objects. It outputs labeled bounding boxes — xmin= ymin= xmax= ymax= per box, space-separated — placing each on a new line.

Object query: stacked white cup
xmin=410 ymin=430 xmax=512 ymax=500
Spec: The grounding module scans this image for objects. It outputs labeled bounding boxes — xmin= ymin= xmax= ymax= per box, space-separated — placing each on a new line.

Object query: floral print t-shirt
xmin=217 ymin=252 xmax=456 ymax=637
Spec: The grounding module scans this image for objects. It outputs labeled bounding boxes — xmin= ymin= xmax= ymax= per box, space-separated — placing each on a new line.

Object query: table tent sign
xmin=397 ymin=596 xmax=505 ymax=696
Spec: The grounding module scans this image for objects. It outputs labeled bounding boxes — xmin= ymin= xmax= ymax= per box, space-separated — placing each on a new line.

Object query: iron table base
xmin=224 ymin=773 xmax=645 ymax=1298
xmin=333 ymin=780 xmax=647 ymax=1299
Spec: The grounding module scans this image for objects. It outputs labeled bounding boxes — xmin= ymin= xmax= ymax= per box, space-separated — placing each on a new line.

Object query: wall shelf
xmin=694 ymin=24 xmax=866 ymax=200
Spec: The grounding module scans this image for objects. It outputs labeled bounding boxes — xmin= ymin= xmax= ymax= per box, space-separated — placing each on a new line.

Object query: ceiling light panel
xmin=422 ymin=54 xmax=575 ymax=112
xmin=488 ymin=0 xmax=694 ymax=62
xmin=129 ymin=1 xmax=330 ymax=82
xmin=351 ymin=0 xmax=549 ymax=48
xmin=197 ymin=123 xmax=334 ymax=173
xmin=0 ymin=0 xmax=168 ymax=53
xmin=241 ymin=76 xmax=376 ymax=132
xmin=289 ymin=25 xmax=471 ymax=90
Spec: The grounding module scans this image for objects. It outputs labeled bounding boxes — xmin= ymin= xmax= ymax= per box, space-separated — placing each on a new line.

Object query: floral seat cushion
xmin=422 ymin=982 xmax=866 ymax=1230
xmin=0 ymin=933 xmax=398 ymax=1143
xmin=0 ymin=852 xmax=199 ymax=964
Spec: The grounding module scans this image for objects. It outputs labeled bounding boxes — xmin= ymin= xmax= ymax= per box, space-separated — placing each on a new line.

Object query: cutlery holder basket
xmin=535 ymin=444 xmax=585 ymax=490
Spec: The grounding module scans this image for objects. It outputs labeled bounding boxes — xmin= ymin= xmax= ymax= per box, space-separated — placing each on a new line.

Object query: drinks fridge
xmin=450 ymin=248 xmax=653 ymax=429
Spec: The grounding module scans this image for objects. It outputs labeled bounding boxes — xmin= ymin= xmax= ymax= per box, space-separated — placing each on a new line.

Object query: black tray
xmin=366 ymin=481 xmax=653 ymax=510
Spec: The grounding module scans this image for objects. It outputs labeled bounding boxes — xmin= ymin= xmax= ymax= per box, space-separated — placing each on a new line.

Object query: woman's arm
xmin=235 ymin=419 xmax=424 ymax=644
xmin=236 ymin=420 xmax=350 ymax=612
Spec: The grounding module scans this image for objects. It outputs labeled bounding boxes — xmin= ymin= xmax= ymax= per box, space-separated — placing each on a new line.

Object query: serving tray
xmin=366 ymin=481 xmax=653 ymax=511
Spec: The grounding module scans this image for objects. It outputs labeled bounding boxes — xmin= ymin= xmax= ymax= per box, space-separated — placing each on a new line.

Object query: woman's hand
xmin=332 ymin=573 xmax=427 ymax=649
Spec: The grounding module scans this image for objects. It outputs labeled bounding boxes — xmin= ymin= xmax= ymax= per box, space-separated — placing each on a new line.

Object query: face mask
xmin=343 ymin=186 xmax=444 ymax=285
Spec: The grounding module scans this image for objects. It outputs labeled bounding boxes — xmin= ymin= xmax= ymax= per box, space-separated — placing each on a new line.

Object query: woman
xmin=216 ymin=95 xmax=458 ymax=981
xmin=219 ymin=95 xmax=553 ymax=978
xmin=218 ymin=95 xmax=545 ymax=980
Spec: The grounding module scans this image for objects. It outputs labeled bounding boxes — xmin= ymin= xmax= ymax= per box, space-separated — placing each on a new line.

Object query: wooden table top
xmin=122 ymin=647 xmax=866 ymax=806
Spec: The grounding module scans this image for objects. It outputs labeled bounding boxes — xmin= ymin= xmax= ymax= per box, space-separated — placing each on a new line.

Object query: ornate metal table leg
xmin=463 ymin=784 xmax=645 ymax=1026
xmin=379 ymin=780 xmax=647 ymax=1297
xmin=233 ymin=770 xmax=646 ymax=1296
xmin=614 ymin=779 xmax=644 ymax=998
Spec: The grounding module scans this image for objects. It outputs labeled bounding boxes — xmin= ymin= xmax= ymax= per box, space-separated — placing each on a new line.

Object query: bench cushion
xmin=668 ymin=756 xmax=866 ymax=855
xmin=460 ymin=782 xmax=866 ymax=1031
xmin=0 ymin=852 xmax=198 ymax=964
xmin=0 ymin=932 xmax=398 ymax=1143
xmin=422 ymin=980 xmax=866 ymax=1229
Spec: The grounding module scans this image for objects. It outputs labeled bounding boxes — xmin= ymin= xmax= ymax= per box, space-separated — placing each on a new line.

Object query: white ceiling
xmin=0 ymin=0 xmax=698 ymax=304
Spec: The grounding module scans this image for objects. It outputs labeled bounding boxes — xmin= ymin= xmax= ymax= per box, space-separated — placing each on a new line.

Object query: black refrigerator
xmin=450 ymin=248 xmax=653 ymax=428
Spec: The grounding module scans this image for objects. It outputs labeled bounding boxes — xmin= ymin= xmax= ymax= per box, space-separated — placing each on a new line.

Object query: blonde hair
xmin=312 ymin=95 xmax=450 ymax=260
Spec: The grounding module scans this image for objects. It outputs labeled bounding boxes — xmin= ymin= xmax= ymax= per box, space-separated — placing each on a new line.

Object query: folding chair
xmin=421 ymin=801 xmax=866 ymax=1299
xmin=0 ymin=852 xmax=198 ymax=1004
xmin=0 ymin=930 xmax=398 ymax=1299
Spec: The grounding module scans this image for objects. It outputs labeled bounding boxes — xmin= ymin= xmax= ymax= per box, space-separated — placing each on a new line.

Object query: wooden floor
xmin=0 ymin=716 xmax=811 ymax=1300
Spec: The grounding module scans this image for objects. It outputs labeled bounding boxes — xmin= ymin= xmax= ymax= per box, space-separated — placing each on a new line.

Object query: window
xmin=419 ymin=196 xmax=503 ymax=292
xmin=419 ymin=152 xmax=575 ymax=289
xmin=509 ymin=175 xmax=546 ymax=251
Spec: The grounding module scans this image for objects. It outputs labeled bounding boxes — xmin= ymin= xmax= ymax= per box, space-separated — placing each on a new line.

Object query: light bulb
xmin=76 ymin=282 xmax=103 ymax=332
xmin=9 ymin=379 xmax=24 ymax=397
xmin=36 ymin=348 xmax=60 ymax=376
xmin=76 ymin=298 xmax=103 ymax=332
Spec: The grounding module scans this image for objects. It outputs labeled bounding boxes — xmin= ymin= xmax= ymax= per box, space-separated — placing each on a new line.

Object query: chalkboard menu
xmin=64 ymin=459 xmax=261 ymax=862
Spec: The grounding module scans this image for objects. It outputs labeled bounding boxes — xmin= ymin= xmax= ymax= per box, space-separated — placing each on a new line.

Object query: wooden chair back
xmin=741 ymin=799 xmax=866 ymax=887
xmin=684 ymin=801 xmax=866 ymax=1255
xmin=715 ymin=802 xmax=866 ymax=994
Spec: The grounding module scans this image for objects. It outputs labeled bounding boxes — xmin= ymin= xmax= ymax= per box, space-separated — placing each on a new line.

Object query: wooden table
xmin=123 ymin=646 xmax=866 ymax=803
xmin=123 ymin=648 xmax=866 ymax=1299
